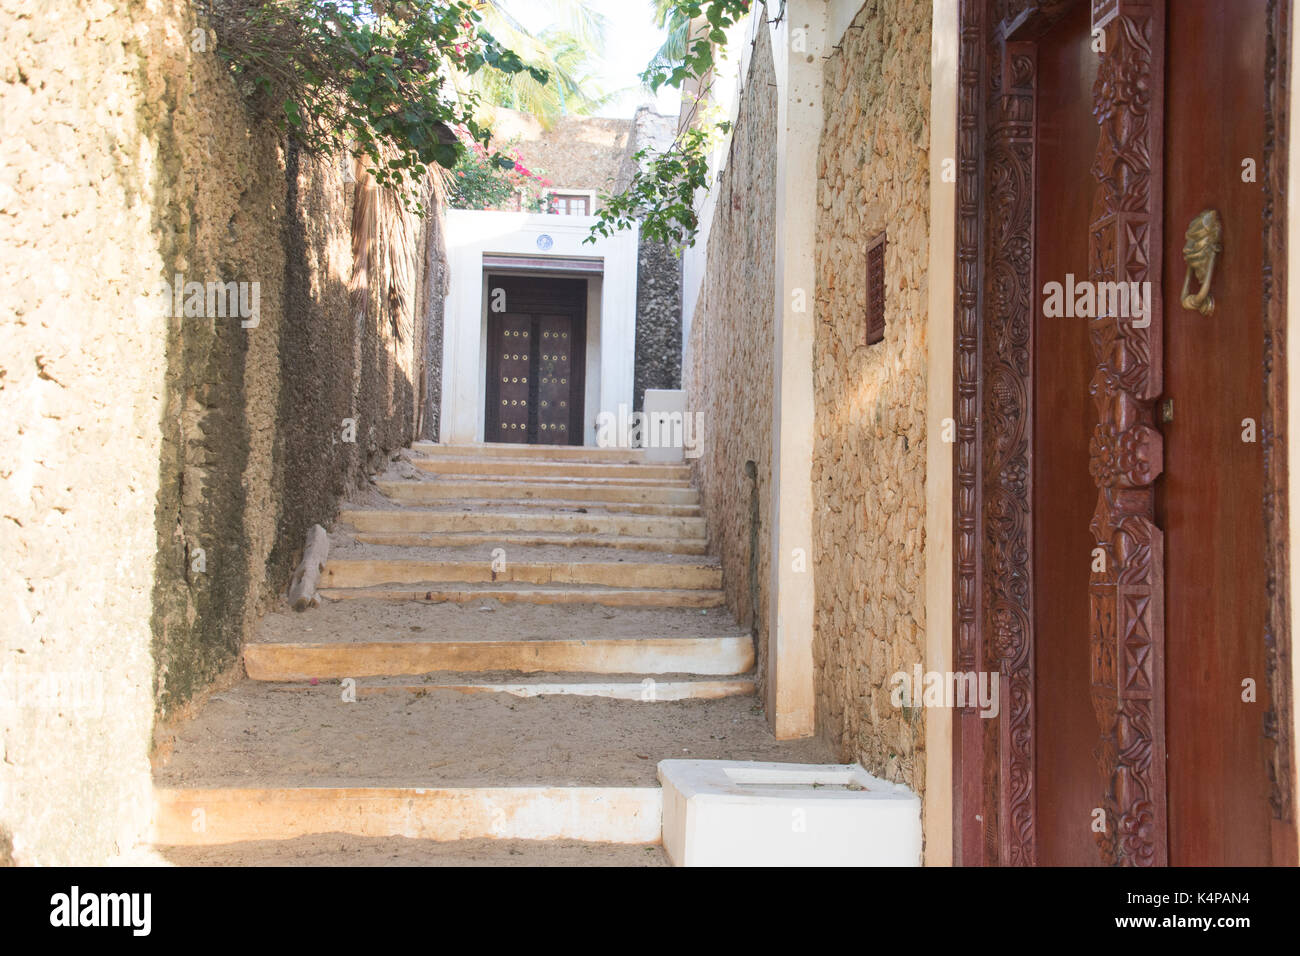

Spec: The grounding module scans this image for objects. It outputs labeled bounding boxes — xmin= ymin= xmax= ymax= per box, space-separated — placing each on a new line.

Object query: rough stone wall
xmin=633 ymin=239 xmax=683 ymax=410
xmin=483 ymin=107 xmax=633 ymax=203
xmin=685 ymin=31 xmax=777 ymax=690
xmin=0 ymin=0 xmax=169 ymax=866
xmin=812 ymin=0 xmax=931 ymax=798
xmin=626 ymin=108 xmax=684 ymax=409
xmin=0 ymin=0 xmax=444 ymax=864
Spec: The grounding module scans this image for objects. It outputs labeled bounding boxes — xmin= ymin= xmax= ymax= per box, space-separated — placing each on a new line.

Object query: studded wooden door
xmin=536 ymin=315 xmax=576 ymax=444
xmin=488 ymin=313 xmax=533 ymax=443
xmin=484 ymin=275 xmax=586 ymax=445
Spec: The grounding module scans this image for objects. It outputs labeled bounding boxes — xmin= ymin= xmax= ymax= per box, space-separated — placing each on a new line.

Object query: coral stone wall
xmin=812 ymin=0 xmax=932 ymax=797
xmin=685 ymin=30 xmax=778 ymax=690
xmin=625 ymin=109 xmax=685 ymax=409
xmin=483 ymin=107 xmax=633 ymax=204
xmin=0 ymin=0 xmax=444 ymax=864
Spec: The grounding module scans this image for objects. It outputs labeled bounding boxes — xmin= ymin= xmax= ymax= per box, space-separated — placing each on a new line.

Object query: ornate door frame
xmin=951 ymin=0 xmax=1295 ymax=866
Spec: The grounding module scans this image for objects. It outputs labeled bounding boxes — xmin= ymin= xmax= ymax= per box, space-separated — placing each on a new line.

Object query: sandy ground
xmin=154 ymin=682 xmax=834 ymax=788
xmin=156 ymin=836 xmax=669 ymax=867
xmin=249 ymin=599 xmax=744 ymax=644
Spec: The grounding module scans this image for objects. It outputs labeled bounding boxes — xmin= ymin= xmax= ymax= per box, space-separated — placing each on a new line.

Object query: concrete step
xmin=322 ymin=558 xmax=722 ymax=591
xmin=263 ymin=674 xmax=756 ymax=701
xmin=383 ymin=496 xmax=702 ymax=517
xmin=341 ymin=508 xmax=706 ymax=539
xmin=153 ymin=786 xmax=664 ymax=845
xmin=378 ymin=479 xmax=698 ymax=506
xmin=150 ymin=683 xmax=835 ymax=845
xmin=318 ymin=583 xmax=727 ymax=609
xmin=352 ymin=530 xmax=710 ymax=554
xmin=249 ymin=599 xmax=744 ymax=645
xmin=156 ymin=835 xmax=670 ymax=867
xmin=413 ymin=441 xmax=651 ymax=464
xmin=245 ymin=637 xmax=753 ymax=679
xmin=412 ymin=457 xmax=691 ymax=482
xmin=408 ymin=472 xmax=693 ymax=488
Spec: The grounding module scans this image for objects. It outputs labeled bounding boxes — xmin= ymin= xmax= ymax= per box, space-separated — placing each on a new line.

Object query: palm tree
xmin=464 ymin=0 xmax=614 ymax=126
xmin=643 ymin=0 xmax=691 ymax=83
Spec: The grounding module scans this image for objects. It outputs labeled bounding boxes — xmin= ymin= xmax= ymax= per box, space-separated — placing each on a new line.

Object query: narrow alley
xmin=150 ymin=442 xmax=832 ymax=864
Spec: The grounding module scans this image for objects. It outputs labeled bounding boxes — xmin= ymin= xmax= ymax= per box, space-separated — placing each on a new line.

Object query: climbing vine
xmin=587 ymin=0 xmax=757 ymax=247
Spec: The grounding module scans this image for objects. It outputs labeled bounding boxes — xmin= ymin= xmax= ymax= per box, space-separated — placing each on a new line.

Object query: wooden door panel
xmin=1033 ymin=0 xmax=1102 ymax=867
xmin=955 ymin=0 xmax=1289 ymax=866
xmin=1159 ymin=0 xmax=1273 ymax=866
xmin=537 ymin=315 xmax=574 ymax=444
xmin=489 ymin=314 xmax=533 ymax=442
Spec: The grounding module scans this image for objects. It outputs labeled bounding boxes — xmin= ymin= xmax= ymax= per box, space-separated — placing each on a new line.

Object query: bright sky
xmin=502 ymin=0 xmax=683 ymax=118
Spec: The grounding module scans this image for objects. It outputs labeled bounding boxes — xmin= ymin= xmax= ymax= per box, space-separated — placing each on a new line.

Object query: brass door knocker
xmin=1181 ymin=209 xmax=1222 ymax=315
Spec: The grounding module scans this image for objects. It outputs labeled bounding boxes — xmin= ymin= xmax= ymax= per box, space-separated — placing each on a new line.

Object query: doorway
xmin=484 ymin=274 xmax=587 ymax=445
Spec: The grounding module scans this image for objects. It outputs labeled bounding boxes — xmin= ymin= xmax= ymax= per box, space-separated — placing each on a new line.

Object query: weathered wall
xmin=0 ymin=0 xmax=169 ymax=866
xmin=624 ymin=108 xmax=683 ymax=409
xmin=812 ymin=0 xmax=931 ymax=797
xmin=0 ymin=0 xmax=444 ymax=864
xmin=483 ymin=107 xmax=633 ymax=202
xmin=633 ymin=239 xmax=683 ymax=410
xmin=685 ymin=31 xmax=778 ymax=690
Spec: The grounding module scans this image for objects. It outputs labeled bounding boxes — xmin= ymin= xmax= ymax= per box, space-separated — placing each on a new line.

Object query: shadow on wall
xmin=148 ymin=135 xmax=444 ymax=720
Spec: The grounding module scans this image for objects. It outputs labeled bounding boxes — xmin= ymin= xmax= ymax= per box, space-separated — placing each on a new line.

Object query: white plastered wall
xmin=442 ymin=209 xmax=638 ymax=445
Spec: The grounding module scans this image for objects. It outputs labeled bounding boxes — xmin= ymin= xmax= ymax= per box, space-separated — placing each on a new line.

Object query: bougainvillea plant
xmin=446 ymin=138 xmax=554 ymax=213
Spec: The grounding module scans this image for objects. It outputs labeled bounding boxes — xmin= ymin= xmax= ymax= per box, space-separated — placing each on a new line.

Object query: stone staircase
xmin=150 ymin=441 xmax=830 ymax=865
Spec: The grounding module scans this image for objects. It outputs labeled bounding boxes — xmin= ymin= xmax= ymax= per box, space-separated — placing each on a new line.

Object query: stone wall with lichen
xmin=685 ymin=30 xmax=777 ymax=691
xmin=625 ymin=108 xmax=683 ymax=409
xmin=0 ymin=0 xmax=443 ymax=864
xmin=812 ymin=0 xmax=931 ymax=799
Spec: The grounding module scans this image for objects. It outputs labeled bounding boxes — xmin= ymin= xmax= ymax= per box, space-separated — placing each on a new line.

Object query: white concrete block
xmin=642 ymin=388 xmax=687 ymax=462
xmin=658 ymin=760 xmax=922 ymax=867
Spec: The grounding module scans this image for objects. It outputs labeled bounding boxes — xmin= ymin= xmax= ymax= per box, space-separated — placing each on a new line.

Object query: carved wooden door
xmin=1033 ymin=0 xmax=1103 ymax=867
xmin=1026 ymin=0 xmax=1280 ymax=866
